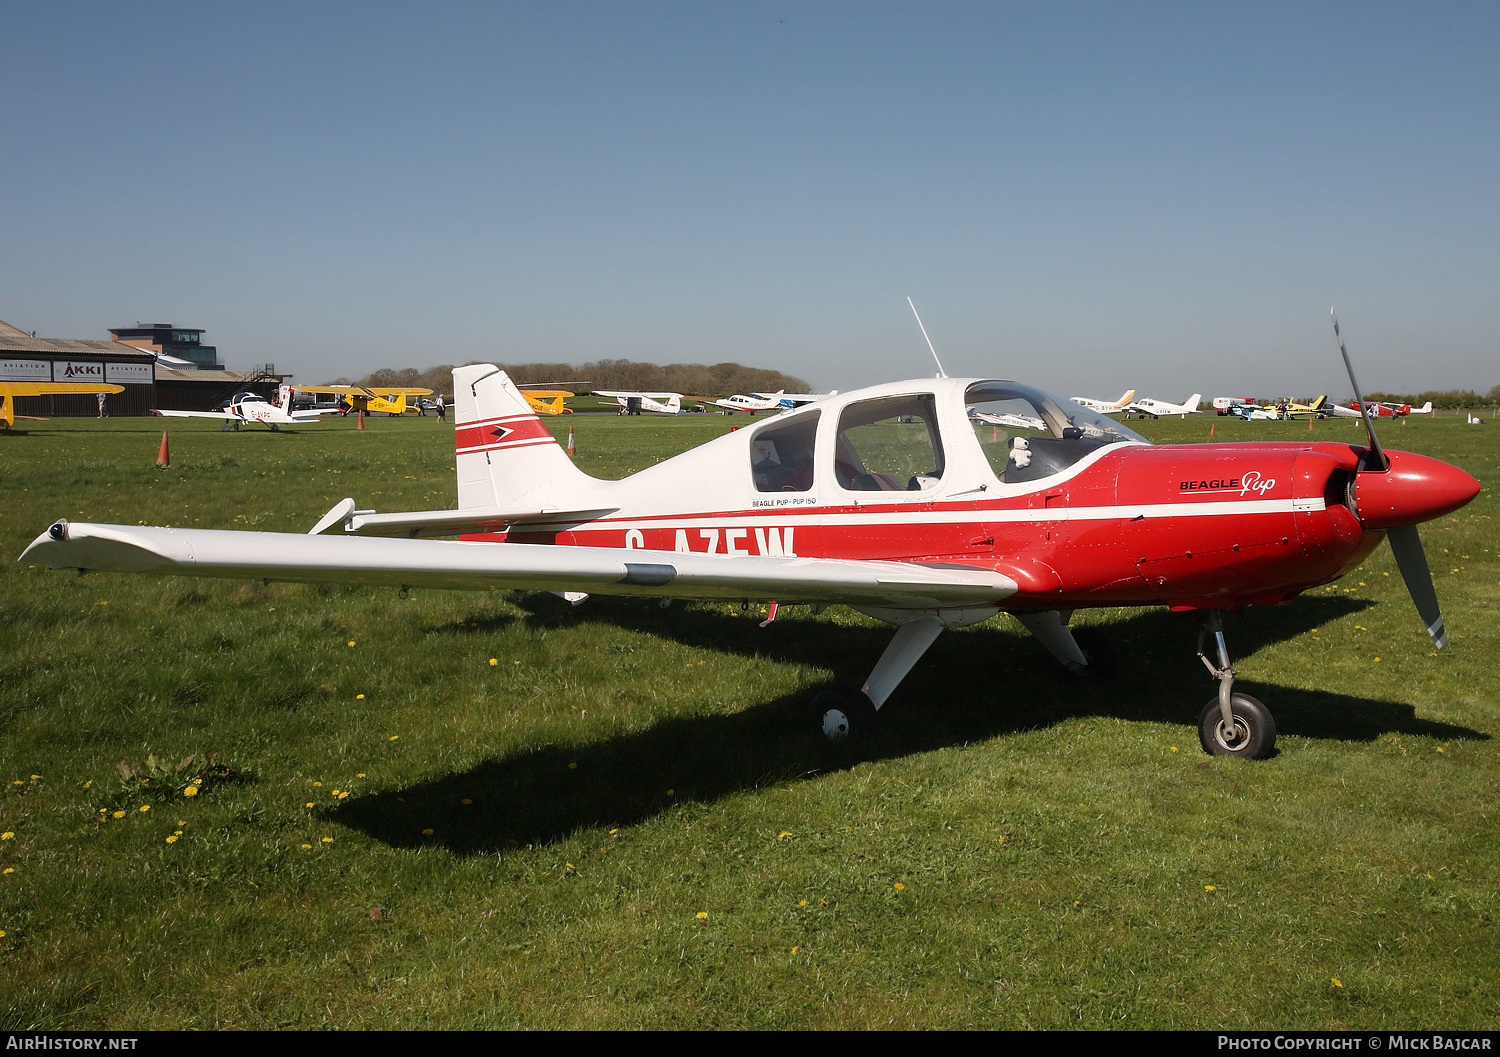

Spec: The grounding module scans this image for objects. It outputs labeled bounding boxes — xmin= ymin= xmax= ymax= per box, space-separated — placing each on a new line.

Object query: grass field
xmin=0 ymin=409 xmax=1495 ymax=1029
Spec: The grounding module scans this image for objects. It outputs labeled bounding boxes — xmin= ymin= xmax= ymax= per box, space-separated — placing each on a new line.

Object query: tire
xmin=808 ymin=688 xmax=878 ymax=741
xmin=1198 ymin=693 xmax=1276 ymax=759
xmin=1071 ymin=627 xmax=1118 ymax=679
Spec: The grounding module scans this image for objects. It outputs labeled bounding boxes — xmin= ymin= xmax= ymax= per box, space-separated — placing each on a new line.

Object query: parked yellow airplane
xmin=291 ymin=385 xmax=433 ymax=416
xmin=1 ymin=382 xmax=124 ymax=429
xmin=519 ymin=389 xmax=574 ymax=415
xmin=1278 ymin=395 xmax=1330 ymax=418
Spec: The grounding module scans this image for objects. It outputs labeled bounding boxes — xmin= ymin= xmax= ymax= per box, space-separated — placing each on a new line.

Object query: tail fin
xmin=1417 ymin=401 xmax=1432 ymax=413
xmin=1115 ymin=390 xmax=1135 ymax=408
xmin=453 ymin=365 xmax=598 ymax=510
xmin=1184 ymin=394 xmax=1201 ymax=413
xmin=663 ymin=394 xmax=681 ymax=414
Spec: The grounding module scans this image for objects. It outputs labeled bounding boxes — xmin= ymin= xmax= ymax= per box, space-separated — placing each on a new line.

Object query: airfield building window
xmin=751 ymin=411 xmax=819 ymax=492
xmin=966 ymin=382 xmax=1149 ymax=484
xmin=834 ymin=395 xmax=945 ymax=492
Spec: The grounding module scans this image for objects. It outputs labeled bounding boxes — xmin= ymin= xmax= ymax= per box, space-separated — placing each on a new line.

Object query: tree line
xmin=331 ymin=359 xmax=810 ymax=398
xmin=1365 ymin=389 xmax=1498 ymax=410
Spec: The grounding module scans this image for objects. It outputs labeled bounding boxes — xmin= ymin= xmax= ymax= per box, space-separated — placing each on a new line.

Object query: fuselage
xmin=465 ymin=377 xmax=1478 ymax=613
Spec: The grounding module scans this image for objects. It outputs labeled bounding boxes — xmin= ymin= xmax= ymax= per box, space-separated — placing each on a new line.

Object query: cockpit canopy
xmin=965 ymin=381 xmax=1149 ymax=484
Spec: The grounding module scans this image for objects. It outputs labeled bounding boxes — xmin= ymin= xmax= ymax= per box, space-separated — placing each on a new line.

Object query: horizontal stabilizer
xmin=341 ymin=506 xmax=621 ymax=538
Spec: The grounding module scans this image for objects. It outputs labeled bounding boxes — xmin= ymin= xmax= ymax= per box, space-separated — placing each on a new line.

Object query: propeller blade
xmin=1330 ymin=309 xmax=1388 ymax=471
xmin=1388 ymin=524 xmax=1446 ymax=648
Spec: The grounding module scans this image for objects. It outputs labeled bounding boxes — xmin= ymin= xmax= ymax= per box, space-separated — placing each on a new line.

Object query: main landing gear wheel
xmin=1197 ymin=694 xmax=1276 ymax=759
xmin=808 ymin=688 xmax=877 ymax=741
xmin=1071 ymin=627 xmax=1118 ymax=679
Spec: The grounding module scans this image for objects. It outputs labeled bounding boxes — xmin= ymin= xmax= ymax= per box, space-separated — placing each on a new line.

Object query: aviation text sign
xmin=0 ymin=359 xmax=51 ymax=381
xmin=106 ymin=362 xmax=153 ymax=385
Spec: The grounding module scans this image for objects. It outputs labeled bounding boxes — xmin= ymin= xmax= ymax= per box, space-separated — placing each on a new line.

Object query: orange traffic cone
xmin=1309 ymin=416 xmax=1314 ymax=431
xmin=1210 ymin=424 xmax=1215 ymax=437
xmin=156 ymin=430 xmax=170 ymax=468
xmin=566 ymin=426 xmax=576 ymax=457
xmin=357 ymin=410 xmax=365 ymax=430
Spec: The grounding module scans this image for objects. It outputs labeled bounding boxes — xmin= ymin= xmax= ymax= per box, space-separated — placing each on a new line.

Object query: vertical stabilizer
xmin=453 ymin=365 xmax=598 ymax=511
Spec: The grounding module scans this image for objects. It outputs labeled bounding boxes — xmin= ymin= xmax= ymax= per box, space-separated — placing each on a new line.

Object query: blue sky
xmin=2 ymin=2 xmax=1497 ymax=396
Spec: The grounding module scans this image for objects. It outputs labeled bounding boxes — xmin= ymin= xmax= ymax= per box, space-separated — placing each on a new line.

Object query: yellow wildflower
xmin=313 ymin=781 xmax=322 ymax=787
xmin=894 ymin=882 xmax=904 ymax=891
xmin=356 ymin=694 xmax=365 ymax=700
xmin=84 ymin=781 xmax=92 ymax=789
xmin=111 ymin=811 xmax=125 ymax=819
xmin=192 ymin=778 xmax=202 ymax=786
xmin=183 ymin=786 xmax=198 ymax=797
xmin=301 ymin=844 xmax=312 ymax=850
xmin=422 ymin=828 xmax=434 ymax=835
xmin=489 ymin=658 xmax=498 ymax=666
xmin=3 ymin=868 xmax=12 ymax=875
xmin=321 ymin=837 xmax=333 ymax=844
xmin=165 ymin=835 xmax=177 ymax=844
xmin=799 ymin=900 xmax=808 ymax=907
xmin=1205 ymin=885 xmax=1216 ymax=892
xmin=139 ymin=805 xmax=150 ymax=813
xmin=357 ymin=774 xmax=365 ymax=779
xmin=348 ymin=641 xmax=356 ymax=647
xmin=389 ymin=735 xmax=399 ymax=741
xmin=306 ymin=802 xmax=314 ymax=809
xmin=1332 ymin=978 xmax=1343 ymax=988
xmin=177 ymin=821 xmax=186 ymax=827
xmin=0 ymin=833 xmax=12 ymax=841
xmin=696 ymin=912 xmax=708 ymax=920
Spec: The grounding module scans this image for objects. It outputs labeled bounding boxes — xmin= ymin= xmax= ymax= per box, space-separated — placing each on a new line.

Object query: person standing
xmin=437 ymin=395 xmax=446 ymax=421
xmin=96 ymin=392 xmax=107 ymax=418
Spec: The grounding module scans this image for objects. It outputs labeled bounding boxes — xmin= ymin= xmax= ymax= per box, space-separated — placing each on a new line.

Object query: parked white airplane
xmin=752 ymin=391 xmax=836 ymax=410
xmin=711 ymin=392 xmax=783 ymax=415
xmin=1126 ymin=393 xmax=1202 ymax=419
xmin=151 ymin=388 xmax=331 ymax=431
xmin=1070 ymin=390 xmax=1135 ymax=415
xmin=594 ymin=391 xmax=683 ymax=415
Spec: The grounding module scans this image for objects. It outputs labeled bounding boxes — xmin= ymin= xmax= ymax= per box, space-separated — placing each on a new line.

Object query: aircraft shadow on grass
xmin=335 ymin=593 xmax=1484 ymax=856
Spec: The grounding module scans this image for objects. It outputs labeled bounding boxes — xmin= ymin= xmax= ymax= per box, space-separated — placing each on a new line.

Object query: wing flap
xmin=22 ymin=522 xmax=1017 ymax=608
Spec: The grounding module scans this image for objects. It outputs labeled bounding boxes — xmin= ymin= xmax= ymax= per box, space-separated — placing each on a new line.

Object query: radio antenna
xmin=907 ymin=297 xmax=947 ymax=378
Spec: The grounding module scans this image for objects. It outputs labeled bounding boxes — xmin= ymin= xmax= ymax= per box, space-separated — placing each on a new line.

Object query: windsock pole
xmin=156 ymin=430 xmax=170 ymax=468
xmin=566 ymin=426 xmax=576 ymax=457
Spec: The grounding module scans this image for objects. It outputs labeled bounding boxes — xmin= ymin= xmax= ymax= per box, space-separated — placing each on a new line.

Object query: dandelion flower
xmin=894 ymin=882 xmax=904 ymax=891
xmin=173 ymin=831 xmax=182 ymax=836
xmin=192 ymin=778 xmax=202 ymax=786
xmin=313 ymin=781 xmax=322 ymax=787
xmin=182 ymin=786 xmax=198 ymax=797
xmin=568 ymin=762 xmax=577 ymax=770
xmin=337 ymin=791 xmax=347 ymax=799
xmin=356 ymin=694 xmax=365 ymax=700
xmin=1332 ymin=978 xmax=1343 ymax=988
xmin=165 ymin=835 xmax=178 ymax=844
xmin=2 ymin=868 xmax=12 ymax=875
xmin=1170 ymin=746 xmax=1178 ymax=752
xmin=696 ymin=912 xmax=708 ymax=920
xmin=0 ymin=930 xmax=6 ymax=937
xmin=332 ymin=790 xmax=341 ymax=797
xmin=778 ymin=831 xmax=793 ymax=841
xmin=1205 ymin=885 xmax=1216 ymax=892
xmin=357 ymin=774 xmax=365 ymax=779
xmin=321 ymin=837 xmax=333 ymax=844
xmin=0 ymin=833 xmax=12 ymax=841
xmin=422 ymin=828 xmax=434 ymax=835
xmin=301 ymin=844 xmax=312 ymax=850
xmin=177 ymin=821 xmax=186 ymax=827
xmin=389 ymin=735 xmax=399 ymax=741
xmin=348 ymin=641 xmax=356 ymax=647
xmin=111 ymin=811 xmax=125 ymax=819
xmin=799 ymin=900 xmax=807 ymax=907
xmin=9 ymin=781 xmax=20 ymax=787
xmin=83 ymin=781 xmax=92 ymax=789
xmin=29 ymin=776 xmax=38 ymax=781
xmin=306 ymin=802 xmax=314 ymax=808
xmin=791 ymin=946 xmax=799 ymax=954
xmin=139 ymin=805 xmax=150 ymax=813
xmin=489 ymin=658 xmax=498 ymax=666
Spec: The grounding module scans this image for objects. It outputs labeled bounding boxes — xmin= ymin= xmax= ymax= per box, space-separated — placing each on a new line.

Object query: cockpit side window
xmin=967 ymin=382 xmax=1148 ymax=484
xmin=834 ymin=394 xmax=945 ymax=492
xmin=750 ymin=411 xmax=819 ymax=492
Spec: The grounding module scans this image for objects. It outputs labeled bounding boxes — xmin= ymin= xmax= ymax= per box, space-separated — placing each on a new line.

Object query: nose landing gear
xmin=1195 ymin=611 xmax=1276 ymax=759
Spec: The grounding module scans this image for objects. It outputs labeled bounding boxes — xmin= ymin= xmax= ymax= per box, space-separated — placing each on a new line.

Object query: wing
xmin=22 ymin=521 xmax=1017 ymax=609
xmin=151 ymin=409 xmax=238 ymax=420
xmin=0 ymin=383 xmax=125 ymax=397
xmin=291 ymin=386 xmax=432 ymax=396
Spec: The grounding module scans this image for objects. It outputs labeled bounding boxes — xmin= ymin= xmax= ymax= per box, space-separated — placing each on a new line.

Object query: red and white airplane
xmin=710 ymin=392 xmax=783 ymax=415
xmin=151 ymin=388 xmax=330 ymax=431
xmin=21 ymin=316 xmax=1479 ymax=760
xmin=1343 ymin=400 xmax=1432 ymax=418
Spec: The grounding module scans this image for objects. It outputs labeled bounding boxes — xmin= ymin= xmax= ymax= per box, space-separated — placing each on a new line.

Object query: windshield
xmin=966 ymin=381 xmax=1148 ymax=484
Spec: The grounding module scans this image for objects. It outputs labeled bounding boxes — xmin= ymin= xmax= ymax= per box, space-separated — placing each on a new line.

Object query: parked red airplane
xmin=20 ymin=316 xmax=1478 ymax=760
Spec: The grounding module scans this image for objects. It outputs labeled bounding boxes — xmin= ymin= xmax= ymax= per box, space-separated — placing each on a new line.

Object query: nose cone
xmin=1356 ymin=450 xmax=1481 ymax=530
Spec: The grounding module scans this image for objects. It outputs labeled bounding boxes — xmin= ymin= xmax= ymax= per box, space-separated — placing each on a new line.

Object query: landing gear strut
xmin=1195 ymin=611 xmax=1276 ymax=759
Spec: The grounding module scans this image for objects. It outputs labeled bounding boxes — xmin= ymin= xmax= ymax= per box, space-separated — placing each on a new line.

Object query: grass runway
xmin=0 ymin=410 xmax=1496 ymax=1029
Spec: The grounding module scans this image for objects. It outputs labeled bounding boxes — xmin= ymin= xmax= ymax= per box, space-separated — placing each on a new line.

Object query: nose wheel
xmin=1195 ymin=612 xmax=1276 ymax=759
xmin=1197 ymin=693 xmax=1276 ymax=758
